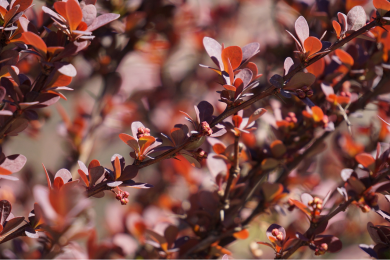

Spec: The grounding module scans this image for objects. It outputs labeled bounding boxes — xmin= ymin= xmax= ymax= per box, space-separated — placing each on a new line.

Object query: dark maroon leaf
xmin=118 ymin=165 xmax=139 ymax=181
xmin=5 ymin=118 xmax=28 ymax=136
xmin=164 ymin=225 xmax=179 ymax=248
xmin=89 ymin=166 xmax=104 ymax=186
xmin=196 ymin=101 xmax=214 ymax=123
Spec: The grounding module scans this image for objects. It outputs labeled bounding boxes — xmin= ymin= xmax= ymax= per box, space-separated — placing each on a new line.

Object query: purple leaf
xmin=337 ymin=12 xmax=348 ymax=33
xmin=203 ymin=37 xmax=223 ymax=70
xmin=54 ymin=168 xmax=72 ymax=184
xmin=54 ymin=62 xmax=77 ymax=77
xmin=0 ymin=154 xmax=26 ymax=173
xmin=241 ymin=42 xmax=260 ymax=65
xmin=235 ymin=68 xmax=253 ymax=88
xmin=81 ymin=4 xmax=97 ymax=26
xmin=117 ymin=165 xmax=138 ymax=181
xmin=87 ymin=13 xmax=120 ymax=32
xmin=347 ymin=6 xmax=366 ymax=31
xmin=284 ymin=57 xmax=294 ymax=75
xmin=295 ymin=16 xmax=309 ymax=45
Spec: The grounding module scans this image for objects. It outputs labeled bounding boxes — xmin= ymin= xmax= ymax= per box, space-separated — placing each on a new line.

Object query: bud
xmin=123 ymin=191 xmax=129 ymax=198
xmin=297 ymin=91 xmax=306 ymax=99
xmin=271 ymin=229 xmax=279 ymax=236
xmin=276 ymin=234 xmax=283 ymax=241
xmin=320 ymin=243 xmax=328 ymax=251
xmin=137 ymin=127 xmax=151 ymax=139
xmin=301 ymin=86 xmax=309 ymax=91
xmin=120 ymin=198 xmax=129 ymax=205
xmin=287 ymin=112 xmax=296 ymax=118
xmin=308 ymin=200 xmax=314 ymax=206
xmin=115 ymin=193 xmax=122 ymax=200
xmin=201 ymin=121 xmax=213 ymax=136
xmin=316 ymin=203 xmax=323 ymax=210
xmin=362 ymin=205 xmax=371 ymax=213
xmin=306 ymin=90 xmax=314 ymax=97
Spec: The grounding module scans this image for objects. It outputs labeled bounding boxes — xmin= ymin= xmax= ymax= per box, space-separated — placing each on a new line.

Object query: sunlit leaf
xmin=304 ymin=37 xmax=322 ymax=58
xmin=221 ymin=46 xmax=242 ymax=70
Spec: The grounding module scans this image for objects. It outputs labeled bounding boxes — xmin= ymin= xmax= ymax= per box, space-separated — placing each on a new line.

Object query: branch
xmin=281 ymin=199 xmax=354 ymax=259
xmin=222 ymin=134 xmax=240 ymax=206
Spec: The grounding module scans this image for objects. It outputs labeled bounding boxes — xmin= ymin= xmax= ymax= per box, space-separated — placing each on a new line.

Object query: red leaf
xmin=78 ymin=169 xmax=89 ymax=187
xmin=53 ymin=176 xmax=64 ymax=190
xmin=11 ymin=0 xmax=32 ymax=12
xmin=232 ymin=115 xmax=242 ymax=128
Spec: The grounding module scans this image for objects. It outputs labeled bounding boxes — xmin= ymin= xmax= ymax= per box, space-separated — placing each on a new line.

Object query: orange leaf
xmin=356 ymin=153 xmax=375 ymax=171
xmin=303 ymin=37 xmax=322 ymax=58
xmin=66 ymin=0 xmax=83 ymax=31
xmin=306 ymin=58 xmax=325 ymax=77
xmin=291 ymin=199 xmax=311 ymax=217
xmin=114 ymin=156 xmax=121 ymax=180
xmin=233 ymin=229 xmax=249 ymax=239
xmin=17 ymin=32 xmax=47 ymax=56
xmin=78 ymin=169 xmax=90 ymax=187
xmin=312 ymin=106 xmax=324 ymax=122
xmin=47 ymin=74 xmax=72 ymax=88
xmin=332 ymin=20 xmax=341 ymax=38
xmin=336 ymin=96 xmax=350 ymax=105
xmin=245 ymin=62 xmax=258 ymax=81
xmin=335 ymin=49 xmax=354 ymax=66
xmin=373 ymin=0 xmax=390 ymax=16
xmin=0 ymin=166 xmax=12 ymax=175
xmin=326 ymin=94 xmax=337 ymax=104
xmin=233 ymin=78 xmax=243 ymax=89
xmin=221 ymin=46 xmax=242 ymax=70
xmin=213 ymin=143 xmax=226 ymax=154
